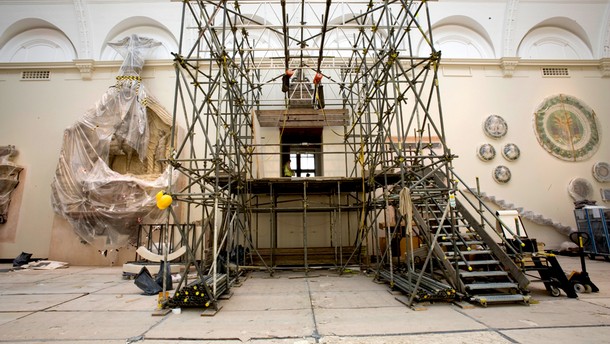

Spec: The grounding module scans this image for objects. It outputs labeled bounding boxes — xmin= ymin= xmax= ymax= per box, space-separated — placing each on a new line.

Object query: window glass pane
xmin=301 ymin=153 xmax=315 ymax=169
xmin=290 ymin=153 xmax=297 ymax=169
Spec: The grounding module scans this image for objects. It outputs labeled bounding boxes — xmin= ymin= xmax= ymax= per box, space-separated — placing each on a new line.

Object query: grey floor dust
xmin=1 ymin=255 xmax=609 ymax=343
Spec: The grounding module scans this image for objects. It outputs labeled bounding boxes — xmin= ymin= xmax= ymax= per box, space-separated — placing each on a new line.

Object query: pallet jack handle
xmin=569 ymin=231 xmax=590 ymax=274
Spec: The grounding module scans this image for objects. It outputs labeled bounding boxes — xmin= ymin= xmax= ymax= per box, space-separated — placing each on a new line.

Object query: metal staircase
xmin=409 ymin=173 xmax=530 ymax=307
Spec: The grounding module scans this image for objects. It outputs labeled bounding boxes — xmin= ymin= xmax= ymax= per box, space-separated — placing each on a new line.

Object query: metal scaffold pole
xmin=160 ymin=0 xmax=529 ymax=310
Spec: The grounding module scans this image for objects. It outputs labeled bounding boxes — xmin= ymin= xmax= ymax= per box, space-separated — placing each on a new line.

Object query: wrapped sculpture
xmin=0 ymin=145 xmax=23 ymax=224
xmin=51 ymin=35 xmax=176 ymax=249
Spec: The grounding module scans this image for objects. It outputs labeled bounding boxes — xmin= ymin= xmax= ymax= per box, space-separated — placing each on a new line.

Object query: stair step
xmin=439 ymin=241 xmax=483 ymax=246
xmin=466 ymin=282 xmax=518 ymax=290
xmin=427 ymin=219 xmax=467 ymax=224
xmin=447 ymin=250 xmax=491 ymax=256
xmin=460 ymin=271 xmax=508 ymax=278
xmin=457 ymin=260 xmax=499 ymax=266
xmin=434 ymin=223 xmax=469 ymax=227
xmin=470 ymin=294 xmax=530 ymax=306
xmin=442 ymin=233 xmax=478 ymax=239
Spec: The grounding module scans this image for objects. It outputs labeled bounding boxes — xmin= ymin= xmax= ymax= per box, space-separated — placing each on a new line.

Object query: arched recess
xmin=100 ymin=17 xmax=178 ymax=60
xmin=517 ymin=18 xmax=593 ymax=59
xmin=325 ymin=14 xmax=388 ymax=58
xmin=220 ymin=14 xmax=282 ymax=60
xmin=0 ymin=19 xmax=77 ymax=62
xmin=417 ymin=16 xmax=495 ymax=59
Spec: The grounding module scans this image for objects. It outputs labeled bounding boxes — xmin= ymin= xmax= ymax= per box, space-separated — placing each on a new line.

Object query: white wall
xmin=0 ymin=62 xmax=177 ymax=260
xmin=439 ymin=62 xmax=610 ymax=248
xmin=1 ymin=58 xmax=604 ymax=261
xmin=1 ymin=0 xmax=610 ymax=261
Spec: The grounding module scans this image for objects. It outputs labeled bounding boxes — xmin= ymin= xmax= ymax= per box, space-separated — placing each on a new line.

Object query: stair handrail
xmin=416 ymin=165 xmax=530 ymax=290
xmin=449 ymin=170 xmax=526 ymax=255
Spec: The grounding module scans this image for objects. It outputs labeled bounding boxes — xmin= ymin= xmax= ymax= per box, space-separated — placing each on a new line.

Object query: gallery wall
xmin=0 ymin=0 xmax=609 ymax=262
xmin=439 ymin=62 xmax=610 ymax=248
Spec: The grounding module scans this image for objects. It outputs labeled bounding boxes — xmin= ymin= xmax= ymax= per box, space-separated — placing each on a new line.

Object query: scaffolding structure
xmin=163 ymin=0 xmax=530 ymax=310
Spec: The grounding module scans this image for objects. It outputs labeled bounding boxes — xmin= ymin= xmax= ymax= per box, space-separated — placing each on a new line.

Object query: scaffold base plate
xmin=151 ymin=308 xmax=171 ymax=316
xmin=201 ymin=304 xmax=223 ymax=317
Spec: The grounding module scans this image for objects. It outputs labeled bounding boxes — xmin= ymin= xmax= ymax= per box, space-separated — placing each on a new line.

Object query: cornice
xmin=441 ymin=57 xmax=603 ymax=67
xmin=0 ymin=58 xmax=608 ymax=79
xmin=0 ymin=59 xmax=172 ymax=70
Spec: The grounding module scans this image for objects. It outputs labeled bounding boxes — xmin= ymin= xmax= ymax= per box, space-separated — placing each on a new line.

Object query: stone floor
xmin=1 ymin=255 xmax=609 ymax=343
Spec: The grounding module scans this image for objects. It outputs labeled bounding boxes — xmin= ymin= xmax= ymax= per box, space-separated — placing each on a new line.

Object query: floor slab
xmin=221 ymin=291 xmax=311 ymax=311
xmin=501 ymin=326 xmax=610 ymax=344
xmin=146 ymin=308 xmax=315 ymax=342
xmin=49 ymin=293 xmax=158 ymax=311
xmin=458 ymin=298 xmax=610 ymax=329
xmin=0 ymin=310 xmax=161 ymax=342
xmin=314 ymin=305 xmax=487 ymax=336
xmin=318 ymin=331 xmax=513 ymax=344
xmin=0 ymin=312 xmax=31 ymax=326
xmin=0 ymin=293 xmax=83 ymax=312
xmin=311 ymin=289 xmax=400 ymax=309
xmin=580 ymin=297 xmax=610 ymax=308
xmin=0 ymin=255 xmax=609 ymax=343
xmin=0 ymin=280 xmax=121 ymax=295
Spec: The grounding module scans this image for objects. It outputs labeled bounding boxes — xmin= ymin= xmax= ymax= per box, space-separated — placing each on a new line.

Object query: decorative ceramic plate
xmin=483 ymin=115 xmax=508 ymax=139
xmin=493 ymin=165 xmax=511 ymax=184
xmin=501 ymin=143 xmax=520 ymax=161
xmin=568 ymin=177 xmax=593 ymax=201
xmin=477 ymin=143 xmax=496 ymax=161
xmin=533 ymin=94 xmax=600 ymax=161
xmin=593 ymin=162 xmax=610 ymax=183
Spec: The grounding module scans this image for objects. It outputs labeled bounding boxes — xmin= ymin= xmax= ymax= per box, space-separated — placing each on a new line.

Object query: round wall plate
xmin=483 ymin=114 xmax=508 ymax=139
xmin=502 ymin=143 xmax=520 ymax=161
xmin=568 ymin=177 xmax=593 ymax=201
xmin=533 ymin=94 xmax=600 ymax=161
xmin=593 ymin=162 xmax=610 ymax=183
xmin=477 ymin=143 xmax=496 ymax=161
xmin=493 ymin=165 xmax=511 ymax=183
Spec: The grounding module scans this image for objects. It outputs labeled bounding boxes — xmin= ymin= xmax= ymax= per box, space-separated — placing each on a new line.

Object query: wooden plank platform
xmin=245 ymin=175 xmax=402 ymax=195
xmin=256 ymin=108 xmax=349 ymax=127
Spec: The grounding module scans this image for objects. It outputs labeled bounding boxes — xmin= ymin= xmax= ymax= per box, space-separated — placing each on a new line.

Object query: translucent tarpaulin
xmin=0 ymin=145 xmax=22 ymax=224
xmin=51 ymin=35 xmax=174 ymax=249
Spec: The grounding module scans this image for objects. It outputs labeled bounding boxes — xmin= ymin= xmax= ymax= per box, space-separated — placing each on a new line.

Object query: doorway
xmin=280 ymin=128 xmax=322 ymax=177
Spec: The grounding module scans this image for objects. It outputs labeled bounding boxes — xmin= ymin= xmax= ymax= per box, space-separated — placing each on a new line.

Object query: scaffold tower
xmin=163 ymin=0 xmax=530 ymax=310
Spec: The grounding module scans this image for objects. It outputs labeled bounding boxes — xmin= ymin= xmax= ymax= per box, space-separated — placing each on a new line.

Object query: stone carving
xmin=0 ymin=145 xmax=23 ymax=224
xmin=153 ymin=129 xmax=170 ymax=174
xmin=107 ymin=111 xmax=171 ymax=176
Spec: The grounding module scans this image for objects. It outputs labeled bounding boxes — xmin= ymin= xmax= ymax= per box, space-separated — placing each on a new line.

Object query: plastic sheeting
xmin=0 ymin=145 xmax=22 ymax=224
xmin=51 ymin=35 xmax=174 ymax=249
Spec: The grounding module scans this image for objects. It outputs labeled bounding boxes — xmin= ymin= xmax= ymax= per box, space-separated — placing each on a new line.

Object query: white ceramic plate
xmin=502 ymin=143 xmax=520 ymax=161
xmin=477 ymin=143 xmax=496 ymax=161
xmin=568 ymin=177 xmax=593 ymax=201
xmin=593 ymin=162 xmax=610 ymax=183
xmin=483 ymin=115 xmax=508 ymax=139
xmin=493 ymin=165 xmax=511 ymax=183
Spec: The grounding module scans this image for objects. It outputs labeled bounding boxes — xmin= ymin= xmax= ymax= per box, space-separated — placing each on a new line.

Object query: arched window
xmin=100 ymin=18 xmax=178 ymax=60
xmin=418 ymin=24 xmax=495 ymax=59
xmin=219 ymin=14 xmax=282 ymax=60
xmin=517 ymin=26 xmax=593 ymax=59
xmin=0 ymin=28 xmax=76 ymax=62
